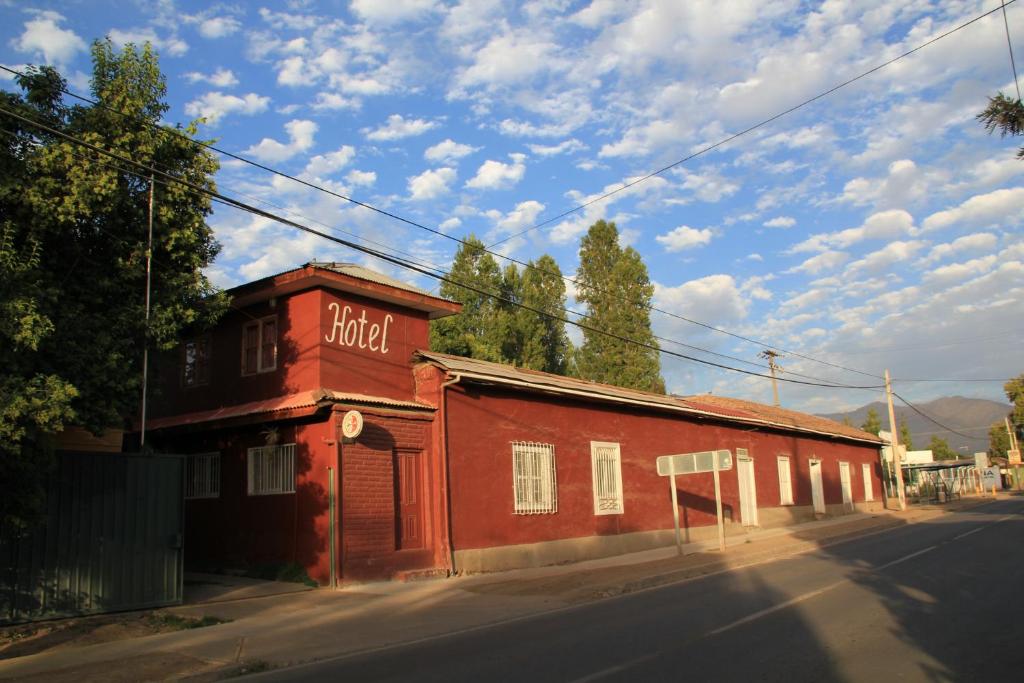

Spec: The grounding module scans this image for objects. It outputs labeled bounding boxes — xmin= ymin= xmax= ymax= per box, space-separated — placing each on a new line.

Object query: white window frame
xmin=247 ymin=443 xmax=296 ymax=496
xmin=185 ymin=452 xmax=220 ymax=500
xmin=511 ymin=442 xmax=557 ymax=514
xmin=862 ymin=463 xmax=874 ymax=501
xmin=777 ymin=455 xmax=794 ymax=506
xmin=590 ymin=441 xmax=625 ymax=515
xmin=241 ymin=316 xmax=277 ymax=376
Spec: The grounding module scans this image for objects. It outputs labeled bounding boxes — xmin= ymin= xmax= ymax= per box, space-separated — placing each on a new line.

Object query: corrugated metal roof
xmin=415 ymin=350 xmax=881 ymax=445
xmin=147 ymin=389 xmax=433 ymax=430
xmin=308 ymin=261 xmax=437 ymax=298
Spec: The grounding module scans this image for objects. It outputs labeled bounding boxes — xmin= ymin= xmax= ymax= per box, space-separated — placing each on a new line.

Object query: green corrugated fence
xmin=0 ymin=451 xmax=184 ymax=624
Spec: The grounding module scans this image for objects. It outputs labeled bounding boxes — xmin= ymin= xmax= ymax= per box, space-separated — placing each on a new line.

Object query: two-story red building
xmin=147 ymin=262 xmax=883 ymax=585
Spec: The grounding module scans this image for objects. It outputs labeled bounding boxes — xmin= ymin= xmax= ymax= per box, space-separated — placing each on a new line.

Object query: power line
xmin=892 ymin=391 xmax=984 ymax=440
xmin=1002 ymin=0 xmax=1022 ymax=101
xmin=0 ymin=110 xmax=886 ymax=391
xmin=0 ymin=66 xmax=883 ymax=382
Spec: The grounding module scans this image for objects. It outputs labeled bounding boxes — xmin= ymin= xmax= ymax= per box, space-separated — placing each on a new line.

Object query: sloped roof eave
xmin=416 ymin=351 xmax=882 ymax=447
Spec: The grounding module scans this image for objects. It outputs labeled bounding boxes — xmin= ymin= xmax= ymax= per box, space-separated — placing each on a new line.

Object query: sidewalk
xmin=0 ymin=495 xmax=1001 ymax=681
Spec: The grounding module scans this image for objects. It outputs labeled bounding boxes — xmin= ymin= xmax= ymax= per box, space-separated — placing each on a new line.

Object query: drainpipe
xmin=440 ymin=373 xmax=461 ymax=575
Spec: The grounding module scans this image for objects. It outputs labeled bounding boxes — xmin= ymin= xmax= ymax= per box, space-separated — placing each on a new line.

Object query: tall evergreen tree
xmin=429 ymin=235 xmax=505 ymax=362
xmin=517 ymin=255 xmax=571 ymax=374
xmin=898 ymin=418 xmax=914 ymax=450
xmin=861 ymin=407 xmax=881 ymax=436
xmin=1 ymin=41 xmax=226 ymax=528
xmin=574 ymin=220 xmax=664 ymax=393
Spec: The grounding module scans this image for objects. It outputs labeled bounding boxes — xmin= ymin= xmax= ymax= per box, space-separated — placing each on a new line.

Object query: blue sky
xmin=2 ymin=0 xmax=1023 ymax=419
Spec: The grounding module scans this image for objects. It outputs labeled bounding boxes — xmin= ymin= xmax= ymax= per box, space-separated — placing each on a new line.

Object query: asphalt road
xmin=252 ymin=498 xmax=1024 ymax=682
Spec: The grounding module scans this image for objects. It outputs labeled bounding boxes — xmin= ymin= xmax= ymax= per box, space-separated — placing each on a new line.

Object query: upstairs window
xmin=242 ymin=316 xmax=277 ymax=375
xmin=591 ymin=441 xmax=624 ymax=515
xmin=247 ymin=444 xmax=296 ymax=495
xmin=512 ymin=442 xmax=557 ymax=514
xmin=182 ymin=337 xmax=211 ymax=387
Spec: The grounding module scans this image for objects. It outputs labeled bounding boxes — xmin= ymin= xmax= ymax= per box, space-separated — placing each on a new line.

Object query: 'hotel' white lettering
xmin=325 ymin=302 xmax=393 ymax=354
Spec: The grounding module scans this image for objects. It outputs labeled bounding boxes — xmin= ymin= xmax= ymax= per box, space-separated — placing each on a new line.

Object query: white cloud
xmin=527 ymin=139 xmax=587 ymax=156
xmin=655 ymin=226 xmax=713 ymax=252
xmin=408 ymin=167 xmax=456 ymax=200
xmin=655 ymin=275 xmax=748 ymax=325
xmin=791 ymin=210 xmax=916 ymax=253
xmin=923 ymin=254 xmax=998 ymax=286
xmin=184 ymin=68 xmax=238 ymax=88
xmin=108 ymin=28 xmax=188 ymax=57
xmin=276 ymin=56 xmax=319 ymax=87
xmin=184 ymin=91 xmax=270 ymax=125
xmin=490 ymin=200 xmax=545 ymax=233
xmin=838 ymin=159 xmax=926 ymax=209
xmin=454 ymin=29 xmax=562 ymax=92
xmin=312 ymin=92 xmax=360 ymax=111
xmin=786 ymin=251 xmax=849 ymax=275
xmin=304 ymin=145 xmax=356 ymax=177
xmin=243 ymin=119 xmax=318 ymax=163
xmin=763 ymin=216 xmax=796 ymax=229
xmin=439 ymin=217 xmax=462 ymax=232
xmin=466 ymin=153 xmax=527 ymax=190
xmin=922 ymin=187 xmax=1024 ymax=232
xmin=350 ymin=0 xmax=441 ymax=24
xmin=845 ymin=240 xmax=927 ymax=275
xmin=424 ymin=139 xmax=479 ymax=163
xmin=366 ymin=114 xmax=438 ymax=141
xmin=345 ymin=170 xmax=377 ymax=187
xmin=676 ymin=167 xmax=739 ymax=203
xmin=198 ymin=16 xmax=241 ymax=38
xmin=13 ymin=11 xmax=86 ymax=64
xmin=920 ymin=232 xmax=999 ymax=266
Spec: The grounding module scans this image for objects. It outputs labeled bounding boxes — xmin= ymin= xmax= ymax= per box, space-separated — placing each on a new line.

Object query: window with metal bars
xmin=185 ymin=452 xmax=220 ymax=499
xmin=590 ymin=441 xmax=624 ymax=515
xmin=511 ymin=442 xmax=557 ymax=514
xmin=247 ymin=443 xmax=296 ymax=495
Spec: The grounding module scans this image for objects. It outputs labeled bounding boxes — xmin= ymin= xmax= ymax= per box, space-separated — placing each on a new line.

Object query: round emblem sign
xmin=341 ymin=410 xmax=364 ymax=439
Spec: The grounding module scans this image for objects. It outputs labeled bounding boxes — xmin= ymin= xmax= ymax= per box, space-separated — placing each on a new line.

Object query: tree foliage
xmin=929 ymin=435 xmax=958 ymax=461
xmin=978 ymin=92 xmax=1024 ymax=157
xmin=1005 ymin=372 xmax=1024 ymax=445
xmin=0 ymin=41 xmax=226 ymax=528
xmin=989 ymin=421 xmax=1011 ymax=459
xmin=574 ymin=220 xmax=664 ymax=393
xmin=430 ymin=237 xmax=572 ymax=374
xmin=860 ymin=407 xmax=881 ymax=436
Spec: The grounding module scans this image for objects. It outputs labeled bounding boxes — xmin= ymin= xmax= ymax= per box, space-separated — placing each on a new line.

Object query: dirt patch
xmin=0 ymin=611 xmax=230 ymax=661
xmin=7 ymin=651 xmax=218 ymax=682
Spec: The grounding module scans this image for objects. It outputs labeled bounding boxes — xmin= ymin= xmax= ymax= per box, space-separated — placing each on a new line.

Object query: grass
xmin=243 ymin=562 xmax=318 ymax=587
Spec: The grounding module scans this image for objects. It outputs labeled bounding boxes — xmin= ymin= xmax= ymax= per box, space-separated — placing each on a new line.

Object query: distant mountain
xmin=818 ymin=396 xmax=1011 ymax=455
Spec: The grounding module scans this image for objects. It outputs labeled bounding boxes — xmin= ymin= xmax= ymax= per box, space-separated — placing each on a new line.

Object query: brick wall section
xmin=341 ymin=413 xmax=427 ymax=563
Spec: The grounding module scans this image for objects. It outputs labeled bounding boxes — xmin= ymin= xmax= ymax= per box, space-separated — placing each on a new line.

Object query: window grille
xmin=247 ymin=443 xmax=296 ymax=495
xmin=185 ymin=452 xmax=220 ymax=499
xmin=512 ymin=442 xmax=557 ymax=514
xmin=591 ymin=441 xmax=624 ymax=515
xmin=777 ymin=455 xmax=794 ymax=505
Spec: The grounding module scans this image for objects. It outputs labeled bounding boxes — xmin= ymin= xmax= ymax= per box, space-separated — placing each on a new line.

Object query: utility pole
xmin=759 ymin=350 xmax=782 ymax=407
xmin=884 ymin=369 xmax=906 ymax=511
xmin=140 ymin=175 xmax=154 ymax=448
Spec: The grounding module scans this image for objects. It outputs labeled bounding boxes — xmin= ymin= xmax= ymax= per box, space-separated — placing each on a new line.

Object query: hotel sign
xmin=324 ymin=302 xmax=394 ymax=355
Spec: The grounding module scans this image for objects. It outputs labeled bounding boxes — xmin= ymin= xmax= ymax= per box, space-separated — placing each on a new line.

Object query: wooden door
xmin=810 ymin=460 xmax=826 ymax=514
xmin=737 ymin=452 xmax=758 ymax=526
xmin=395 ymin=450 xmax=423 ymax=550
xmin=840 ymin=462 xmax=853 ymax=511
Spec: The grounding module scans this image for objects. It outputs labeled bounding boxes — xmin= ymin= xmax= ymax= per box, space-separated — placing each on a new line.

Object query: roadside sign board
xmin=657 ymin=450 xmax=733 ymax=477
xmin=1009 ymin=449 xmax=1021 ymax=465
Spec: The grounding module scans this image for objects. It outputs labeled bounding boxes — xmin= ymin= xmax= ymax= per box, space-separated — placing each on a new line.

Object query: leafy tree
xmin=978 ymin=93 xmax=1024 ymax=157
xmin=1005 ymin=373 xmax=1024 ymax=445
xmin=0 ymin=41 xmax=226 ymax=528
xmin=898 ymin=418 xmax=914 ymax=451
xmin=515 ymin=255 xmax=572 ymax=374
xmin=860 ymin=407 xmax=881 ymax=436
xmin=574 ymin=220 xmax=664 ymax=393
xmin=430 ymin=235 xmax=505 ymax=362
xmin=841 ymin=415 xmax=853 ymax=427
xmin=989 ymin=421 xmax=1012 ymax=459
xmin=929 ymin=436 xmax=958 ymax=461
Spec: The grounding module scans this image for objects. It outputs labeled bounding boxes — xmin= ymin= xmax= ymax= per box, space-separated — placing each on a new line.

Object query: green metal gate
xmin=0 ymin=451 xmax=184 ymax=624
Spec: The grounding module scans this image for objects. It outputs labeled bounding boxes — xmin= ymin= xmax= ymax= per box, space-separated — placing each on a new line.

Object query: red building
xmin=147 ymin=262 xmax=884 ymax=584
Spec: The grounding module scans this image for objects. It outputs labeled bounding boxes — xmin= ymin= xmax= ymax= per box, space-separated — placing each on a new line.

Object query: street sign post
xmin=656 ymin=450 xmax=733 ymax=555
